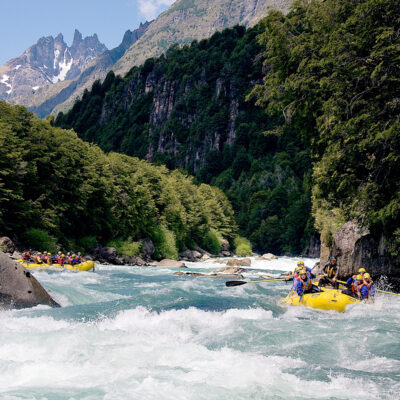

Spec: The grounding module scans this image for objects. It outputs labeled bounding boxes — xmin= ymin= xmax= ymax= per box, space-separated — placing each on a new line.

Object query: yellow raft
xmin=282 ymin=287 xmax=360 ymax=312
xmin=17 ymin=260 xmax=95 ymax=272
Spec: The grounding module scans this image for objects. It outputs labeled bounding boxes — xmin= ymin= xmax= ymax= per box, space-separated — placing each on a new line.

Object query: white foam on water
xmin=0 ymin=306 xmax=384 ymax=399
xmin=1 ymin=259 xmax=399 ymax=399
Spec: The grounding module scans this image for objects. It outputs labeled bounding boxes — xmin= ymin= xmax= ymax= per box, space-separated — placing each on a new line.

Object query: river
xmin=0 ymin=257 xmax=399 ymax=399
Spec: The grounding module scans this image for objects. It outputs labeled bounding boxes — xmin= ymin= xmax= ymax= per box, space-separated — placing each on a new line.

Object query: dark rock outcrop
xmin=0 ymin=251 xmax=60 ymax=309
xmin=320 ymin=221 xmax=400 ymax=280
xmin=0 ymin=237 xmax=15 ymax=254
xmin=178 ymin=249 xmax=202 ymax=262
xmin=141 ymin=238 xmax=155 ymax=260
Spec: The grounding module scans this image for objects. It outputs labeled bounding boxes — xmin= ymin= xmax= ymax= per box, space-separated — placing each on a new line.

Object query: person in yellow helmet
xmin=35 ymin=252 xmax=43 ymax=264
xmin=363 ymin=273 xmax=375 ymax=300
xmin=296 ymin=269 xmax=314 ymax=295
xmin=318 ymin=256 xmax=339 ymax=289
xmin=342 ymin=275 xmax=368 ymax=299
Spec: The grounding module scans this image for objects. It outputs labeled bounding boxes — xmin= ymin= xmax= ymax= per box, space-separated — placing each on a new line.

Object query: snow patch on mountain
xmin=14 ymin=65 xmax=21 ymax=70
xmin=52 ymin=49 xmax=73 ymax=83
xmin=1 ymin=74 xmax=12 ymax=95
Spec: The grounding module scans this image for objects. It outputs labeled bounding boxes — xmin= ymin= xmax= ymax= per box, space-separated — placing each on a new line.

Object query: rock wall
xmin=0 ymin=251 xmax=60 ymax=309
xmin=319 ymin=221 xmax=400 ymax=279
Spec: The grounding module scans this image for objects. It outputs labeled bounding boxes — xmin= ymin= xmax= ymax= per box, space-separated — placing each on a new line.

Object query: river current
xmin=0 ymin=257 xmax=399 ymax=399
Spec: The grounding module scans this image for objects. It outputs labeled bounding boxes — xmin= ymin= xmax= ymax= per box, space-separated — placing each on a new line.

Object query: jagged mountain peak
xmin=0 ymin=31 xmax=107 ymax=100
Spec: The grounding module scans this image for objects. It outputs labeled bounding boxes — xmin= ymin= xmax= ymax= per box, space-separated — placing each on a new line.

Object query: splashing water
xmin=0 ymin=257 xmax=399 ymax=399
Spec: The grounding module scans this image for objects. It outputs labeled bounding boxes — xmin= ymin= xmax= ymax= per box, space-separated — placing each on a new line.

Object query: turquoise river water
xmin=0 ymin=257 xmax=399 ymax=399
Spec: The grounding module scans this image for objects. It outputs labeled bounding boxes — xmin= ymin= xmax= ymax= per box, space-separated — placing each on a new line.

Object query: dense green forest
xmin=0 ymin=101 xmax=237 ymax=258
xmin=54 ymin=24 xmax=314 ymax=255
xmin=251 ymin=0 xmax=400 ymax=253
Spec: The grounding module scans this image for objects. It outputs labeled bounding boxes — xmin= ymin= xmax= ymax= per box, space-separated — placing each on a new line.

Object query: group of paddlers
xmin=22 ymin=250 xmax=84 ymax=266
xmin=292 ymin=257 xmax=375 ymax=300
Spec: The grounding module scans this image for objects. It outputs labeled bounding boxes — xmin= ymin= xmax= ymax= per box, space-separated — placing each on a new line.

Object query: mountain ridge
xmin=0 ymin=30 xmax=107 ymax=102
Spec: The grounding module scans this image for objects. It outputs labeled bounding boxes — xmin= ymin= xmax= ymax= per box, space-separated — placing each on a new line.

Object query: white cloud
xmin=138 ymin=0 xmax=175 ymax=20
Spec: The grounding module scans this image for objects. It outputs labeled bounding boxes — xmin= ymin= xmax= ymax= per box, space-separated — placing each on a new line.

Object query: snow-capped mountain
xmin=0 ymin=30 xmax=107 ymax=100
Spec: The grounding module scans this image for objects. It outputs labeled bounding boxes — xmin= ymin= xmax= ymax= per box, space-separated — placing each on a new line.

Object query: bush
xmin=23 ymin=228 xmax=58 ymax=253
xmin=77 ymin=236 xmax=97 ymax=253
xmin=150 ymin=225 xmax=178 ymax=260
xmin=234 ymin=236 xmax=252 ymax=256
xmin=107 ymin=238 xmax=143 ymax=257
xmin=202 ymin=228 xmax=223 ymax=254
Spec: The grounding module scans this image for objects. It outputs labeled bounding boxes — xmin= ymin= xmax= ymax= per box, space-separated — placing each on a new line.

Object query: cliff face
xmin=320 ymin=221 xmax=400 ymax=280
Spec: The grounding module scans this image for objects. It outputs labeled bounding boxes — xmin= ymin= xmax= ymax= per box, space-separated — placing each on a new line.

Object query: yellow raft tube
xmin=282 ymin=287 xmax=360 ymax=312
xmin=17 ymin=260 xmax=96 ymax=272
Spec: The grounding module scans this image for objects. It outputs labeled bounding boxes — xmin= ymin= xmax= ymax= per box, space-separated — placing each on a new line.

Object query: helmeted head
xmin=300 ymin=269 xmax=307 ymax=279
xmin=330 ymin=256 xmax=337 ymax=264
xmin=356 ymin=274 xmax=364 ymax=283
xmin=363 ymin=273 xmax=371 ymax=281
xmin=297 ymin=261 xmax=304 ymax=267
xmin=295 ymin=266 xmax=303 ymax=273
xmin=358 ymin=268 xmax=366 ymax=275
xmin=38 ymin=252 xmax=42 ymax=255
xmin=58 ymin=251 xmax=62 ymax=255
xmin=77 ymin=252 xmax=81 ymax=256
xmin=61 ymin=254 xmax=65 ymax=257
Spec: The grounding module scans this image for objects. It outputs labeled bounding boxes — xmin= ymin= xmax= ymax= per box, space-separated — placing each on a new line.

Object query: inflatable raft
xmin=17 ymin=260 xmax=95 ymax=272
xmin=282 ymin=287 xmax=360 ymax=312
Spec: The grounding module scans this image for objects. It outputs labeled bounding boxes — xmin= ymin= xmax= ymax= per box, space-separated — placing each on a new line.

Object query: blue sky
xmin=0 ymin=0 xmax=174 ymax=65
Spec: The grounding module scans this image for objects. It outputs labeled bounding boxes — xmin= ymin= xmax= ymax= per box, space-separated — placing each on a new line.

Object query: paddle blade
xmin=225 ymin=280 xmax=247 ymax=287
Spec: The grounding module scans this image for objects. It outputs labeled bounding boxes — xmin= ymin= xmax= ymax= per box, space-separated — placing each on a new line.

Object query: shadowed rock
xmin=0 ymin=251 xmax=60 ymax=309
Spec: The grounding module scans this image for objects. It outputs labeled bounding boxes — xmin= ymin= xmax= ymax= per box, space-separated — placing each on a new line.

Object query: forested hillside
xmin=0 ymin=101 xmax=236 ymax=258
xmin=54 ymin=24 xmax=314 ymax=255
xmin=251 ymin=0 xmax=400 ymax=254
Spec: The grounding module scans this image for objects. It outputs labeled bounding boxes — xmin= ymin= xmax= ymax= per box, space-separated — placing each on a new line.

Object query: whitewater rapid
xmin=0 ymin=257 xmax=399 ymax=399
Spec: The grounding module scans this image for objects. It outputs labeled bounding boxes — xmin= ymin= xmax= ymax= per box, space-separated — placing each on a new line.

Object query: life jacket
xmin=58 ymin=258 xmax=64 ymax=265
xmin=23 ymin=252 xmax=30 ymax=260
xmin=300 ymin=277 xmax=313 ymax=292
xmin=35 ymin=256 xmax=42 ymax=264
xmin=352 ymin=282 xmax=367 ymax=298
xmin=326 ymin=264 xmax=337 ymax=278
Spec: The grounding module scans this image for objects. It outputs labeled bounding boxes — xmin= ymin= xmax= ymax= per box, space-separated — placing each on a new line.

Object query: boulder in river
xmin=0 ymin=237 xmax=15 ymax=254
xmin=260 ymin=253 xmax=278 ymax=260
xmin=0 ymin=251 xmax=60 ymax=309
xmin=227 ymin=258 xmax=251 ymax=267
xmin=140 ymin=238 xmax=155 ymax=260
xmin=151 ymin=259 xmax=187 ymax=268
xmin=217 ymin=266 xmax=244 ymax=274
xmin=178 ymin=249 xmax=202 ymax=262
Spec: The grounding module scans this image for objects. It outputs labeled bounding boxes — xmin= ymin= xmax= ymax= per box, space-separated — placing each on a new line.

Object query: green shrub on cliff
xmin=107 ymin=238 xmax=143 ymax=257
xmin=151 ymin=225 xmax=178 ymax=260
xmin=234 ymin=236 xmax=252 ymax=257
xmin=202 ymin=229 xmax=223 ymax=254
xmin=22 ymin=229 xmax=58 ymax=253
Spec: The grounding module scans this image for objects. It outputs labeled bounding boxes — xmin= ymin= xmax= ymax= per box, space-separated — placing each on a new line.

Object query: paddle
xmin=337 ymin=279 xmax=400 ymax=297
xmin=225 ymin=277 xmax=290 ymax=287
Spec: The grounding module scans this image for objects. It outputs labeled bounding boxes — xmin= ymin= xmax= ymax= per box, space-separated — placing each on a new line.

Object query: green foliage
xmin=251 ymin=0 xmax=400 ymax=251
xmin=76 ymin=236 xmax=97 ymax=253
xmin=0 ymin=101 xmax=236 ymax=256
xmin=233 ymin=236 xmax=252 ymax=256
xmin=151 ymin=225 xmax=178 ymax=260
xmin=202 ymin=229 xmax=223 ymax=254
xmin=107 ymin=238 xmax=143 ymax=257
xmin=22 ymin=228 xmax=58 ymax=253
xmin=54 ymin=24 xmax=314 ymax=255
